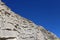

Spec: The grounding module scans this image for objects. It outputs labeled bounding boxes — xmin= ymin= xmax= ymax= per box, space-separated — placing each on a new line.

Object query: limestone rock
xmin=0 ymin=0 xmax=60 ymax=40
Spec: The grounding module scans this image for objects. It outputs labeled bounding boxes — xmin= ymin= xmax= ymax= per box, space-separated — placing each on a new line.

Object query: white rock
xmin=0 ymin=0 xmax=60 ymax=40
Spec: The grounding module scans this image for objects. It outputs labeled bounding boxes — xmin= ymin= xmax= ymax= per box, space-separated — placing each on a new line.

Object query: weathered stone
xmin=0 ymin=0 xmax=60 ymax=40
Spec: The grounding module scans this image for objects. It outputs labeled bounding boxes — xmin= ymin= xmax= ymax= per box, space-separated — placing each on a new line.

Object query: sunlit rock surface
xmin=0 ymin=0 xmax=60 ymax=40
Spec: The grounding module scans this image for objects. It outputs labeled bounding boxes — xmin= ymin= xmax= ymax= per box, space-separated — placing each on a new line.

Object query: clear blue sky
xmin=2 ymin=0 xmax=60 ymax=37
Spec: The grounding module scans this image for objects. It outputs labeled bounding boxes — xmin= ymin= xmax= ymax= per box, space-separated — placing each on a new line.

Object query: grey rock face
xmin=0 ymin=0 xmax=60 ymax=40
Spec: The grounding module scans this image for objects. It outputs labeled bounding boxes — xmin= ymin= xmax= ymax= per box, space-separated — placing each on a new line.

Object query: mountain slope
xmin=0 ymin=0 xmax=60 ymax=40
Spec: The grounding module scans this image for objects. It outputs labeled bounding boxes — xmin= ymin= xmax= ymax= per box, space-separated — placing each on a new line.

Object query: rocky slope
xmin=0 ymin=0 xmax=60 ymax=40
